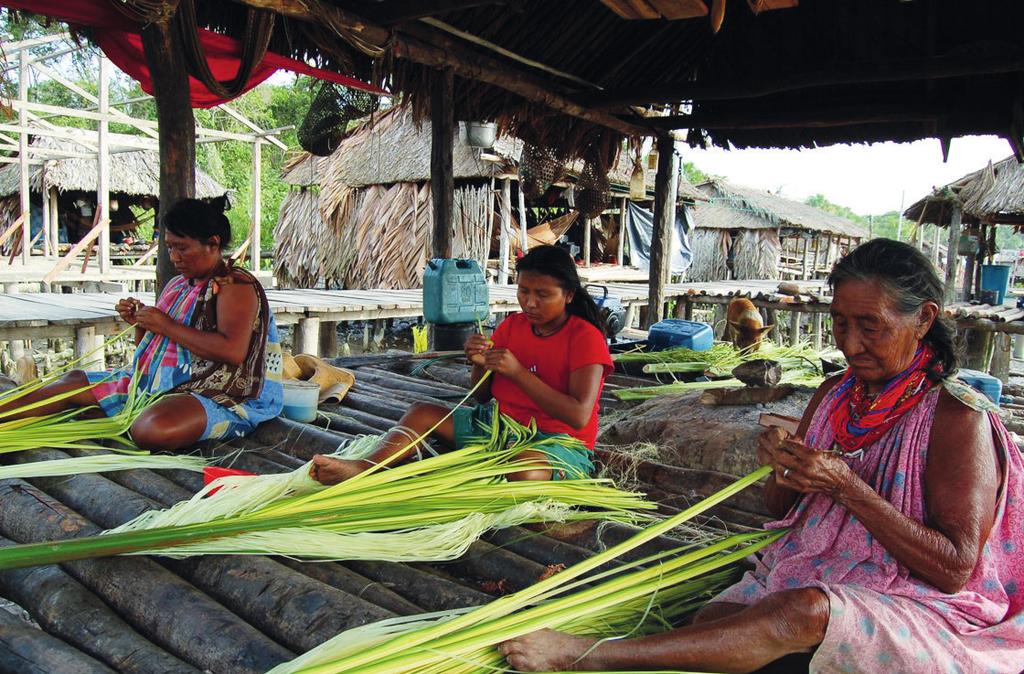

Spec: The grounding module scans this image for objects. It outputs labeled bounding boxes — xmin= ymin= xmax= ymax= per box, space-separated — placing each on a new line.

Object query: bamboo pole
xmin=499 ymin=177 xmax=511 ymax=284
xmin=583 ymin=217 xmax=592 ymax=267
xmin=18 ymin=48 xmax=30 ymax=264
xmin=645 ymin=135 xmax=677 ymax=328
xmin=98 ymin=55 xmax=111 ymax=274
xmin=250 ymin=139 xmax=262 ymax=271
xmin=618 ymin=197 xmax=627 ymax=266
xmin=517 ymin=180 xmax=528 ymax=253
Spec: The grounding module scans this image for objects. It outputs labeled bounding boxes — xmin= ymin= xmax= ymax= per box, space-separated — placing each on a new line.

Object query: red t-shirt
xmin=489 ymin=313 xmax=613 ymax=449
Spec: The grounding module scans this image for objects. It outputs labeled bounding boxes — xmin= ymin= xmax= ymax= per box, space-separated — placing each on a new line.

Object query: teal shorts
xmin=452 ymin=401 xmax=595 ymax=481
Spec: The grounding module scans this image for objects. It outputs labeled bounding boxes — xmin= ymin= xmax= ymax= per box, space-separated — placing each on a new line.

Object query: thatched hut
xmin=0 ymin=130 xmax=226 ymax=246
xmin=274 ymin=106 xmax=703 ymax=289
xmin=905 ymin=157 xmax=1024 ymax=229
xmin=688 ymin=179 xmax=868 ymax=281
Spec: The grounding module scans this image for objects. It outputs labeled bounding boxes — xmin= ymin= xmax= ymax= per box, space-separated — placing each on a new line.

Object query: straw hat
xmin=281 ymin=353 xmax=355 ymax=404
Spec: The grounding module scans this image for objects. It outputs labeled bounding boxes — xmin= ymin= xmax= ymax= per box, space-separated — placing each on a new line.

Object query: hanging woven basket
xmin=298 ymin=82 xmax=379 ymax=156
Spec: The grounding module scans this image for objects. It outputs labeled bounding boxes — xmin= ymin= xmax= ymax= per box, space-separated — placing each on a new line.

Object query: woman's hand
xmin=499 ymin=630 xmax=598 ymax=672
xmin=483 ymin=347 xmax=526 ymax=379
xmin=115 ymin=298 xmax=142 ymax=325
xmin=464 ymin=333 xmax=491 ymax=367
xmin=132 ymin=305 xmax=175 ymax=336
xmin=770 ymin=436 xmax=856 ymax=500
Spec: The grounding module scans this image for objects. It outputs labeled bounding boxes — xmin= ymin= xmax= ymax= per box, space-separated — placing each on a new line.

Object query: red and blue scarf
xmin=828 ymin=344 xmax=939 ymax=452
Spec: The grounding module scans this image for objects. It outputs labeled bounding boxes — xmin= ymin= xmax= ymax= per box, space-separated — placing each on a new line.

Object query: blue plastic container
xmin=980 ymin=264 xmax=1012 ymax=306
xmin=422 ymin=259 xmax=489 ymax=325
xmin=957 ymin=368 xmax=1002 ymax=407
xmin=647 ymin=319 xmax=714 ymax=352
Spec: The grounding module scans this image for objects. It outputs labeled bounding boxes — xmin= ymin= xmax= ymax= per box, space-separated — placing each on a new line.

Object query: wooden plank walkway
xmin=0 ymin=280 xmax=833 ymax=345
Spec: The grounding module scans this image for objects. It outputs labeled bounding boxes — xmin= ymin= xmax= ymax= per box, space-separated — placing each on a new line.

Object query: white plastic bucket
xmin=282 ymin=379 xmax=319 ymax=423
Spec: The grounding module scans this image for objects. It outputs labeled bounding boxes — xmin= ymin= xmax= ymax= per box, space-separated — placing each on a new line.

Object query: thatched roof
xmin=904 ymin=157 xmax=1024 ymax=227
xmin=693 ymin=180 xmax=868 ymax=238
xmin=281 ymin=105 xmax=703 ymax=201
xmin=0 ymin=130 xmax=226 ymax=199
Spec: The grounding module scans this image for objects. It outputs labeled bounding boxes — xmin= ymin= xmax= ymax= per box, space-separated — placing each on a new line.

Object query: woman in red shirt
xmin=312 ymin=245 xmax=613 ymax=484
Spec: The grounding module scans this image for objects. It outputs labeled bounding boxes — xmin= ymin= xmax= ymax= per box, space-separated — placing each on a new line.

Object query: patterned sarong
xmin=88 ymin=268 xmax=283 ymax=441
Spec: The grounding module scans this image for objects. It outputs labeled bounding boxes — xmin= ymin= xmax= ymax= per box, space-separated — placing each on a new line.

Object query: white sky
xmin=684 ymin=135 xmax=1014 ymax=216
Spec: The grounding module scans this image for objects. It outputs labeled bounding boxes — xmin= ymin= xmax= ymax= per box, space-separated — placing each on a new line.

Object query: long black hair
xmin=516 ymin=245 xmax=605 ymax=332
xmin=828 ymin=238 xmax=957 ymax=380
xmin=163 ymin=196 xmax=232 ymax=249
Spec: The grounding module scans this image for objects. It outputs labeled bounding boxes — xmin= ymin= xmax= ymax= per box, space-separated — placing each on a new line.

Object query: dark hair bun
xmin=163 ymin=198 xmax=233 ymax=249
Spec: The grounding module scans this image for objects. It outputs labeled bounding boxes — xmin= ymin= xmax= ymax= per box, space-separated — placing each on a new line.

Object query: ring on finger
xmin=782 ymin=468 xmax=791 ymax=478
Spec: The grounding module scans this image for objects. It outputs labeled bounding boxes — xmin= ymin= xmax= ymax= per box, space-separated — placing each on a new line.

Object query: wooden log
xmin=429 ymin=540 xmax=549 ymax=594
xmin=0 ymin=608 xmax=116 ymax=674
xmin=352 ymin=380 xmax=451 ymax=407
xmin=483 ymin=526 xmax=593 ymax=568
xmin=315 ymin=405 xmax=393 ymax=433
xmin=153 ymin=468 xmax=206 ymax=494
xmin=344 ymin=560 xmax=491 ymax=610
xmin=276 ymin=559 xmax=422 ymax=616
xmin=23 ymin=459 xmax=396 ymax=653
xmin=332 ymin=391 xmax=406 ymax=421
xmin=312 ymin=410 xmax=382 ymax=437
xmin=223 ymin=439 xmax=309 ymax=469
xmin=0 ymin=535 xmax=198 ymax=674
xmin=0 ymin=479 xmax=293 ymax=673
xmin=393 ymin=360 xmax=472 ymax=389
xmin=358 ymin=366 xmax=467 ymax=395
xmin=247 ymin=417 xmax=353 ymax=460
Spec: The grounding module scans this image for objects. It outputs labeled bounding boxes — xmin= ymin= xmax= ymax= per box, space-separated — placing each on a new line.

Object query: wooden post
xmin=963 ymin=328 xmax=993 ymax=372
xmin=250 ymin=140 xmax=262 ymax=272
xmin=48 ymin=186 xmax=58 ymax=258
xmin=990 ymin=333 xmax=1012 ymax=383
xmin=18 ymin=48 xmax=30 ymax=264
xmin=812 ymin=235 xmax=821 ymax=277
xmin=645 ymin=134 xmax=678 ymax=328
xmin=712 ymin=304 xmax=726 ymax=338
xmin=801 ymin=237 xmax=810 ymax=280
xmin=41 ymin=172 xmax=51 ymax=258
xmin=3 ymin=283 xmax=23 ymax=362
xmin=142 ymin=16 xmax=196 ymax=295
xmin=812 ymin=312 xmax=823 ymax=351
xmin=823 ymin=233 xmax=833 ymax=268
xmin=98 ymin=54 xmax=111 ymax=274
xmin=319 ymin=321 xmax=338 ymax=358
xmin=944 ymin=203 xmax=962 ymax=306
xmin=296 ymin=317 xmax=321 ymax=357
xmin=499 ymin=177 xmax=511 ymax=284
xmin=789 ymin=311 xmax=801 ymax=346
xmin=517 ymin=181 xmax=528 ymax=254
xmin=765 ymin=307 xmax=780 ymax=343
xmin=932 ymin=223 xmax=941 ymax=267
xmin=583 ymin=217 xmax=592 ymax=267
xmin=75 ymin=326 xmax=104 ymax=372
xmin=617 ymin=197 xmax=627 ymax=266
xmin=430 ymin=68 xmax=454 ymax=260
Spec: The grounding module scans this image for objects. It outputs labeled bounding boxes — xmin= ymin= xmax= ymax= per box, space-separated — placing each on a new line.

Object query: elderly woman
xmin=500 ymin=239 xmax=1024 ymax=673
xmin=0 ymin=198 xmax=283 ymax=452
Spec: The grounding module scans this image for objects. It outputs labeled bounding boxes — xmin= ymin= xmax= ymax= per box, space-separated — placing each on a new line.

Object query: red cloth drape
xmin=1 ymin=0 xmax=385 ymax=107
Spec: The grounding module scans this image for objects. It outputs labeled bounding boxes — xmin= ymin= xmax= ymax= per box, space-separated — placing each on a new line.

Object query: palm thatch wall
xmin=687 ymin=229 xmax=731 ymax=282
xmin=275 ymin=182 xmax=492 ymax=289
xmin=732 ymin=229 xmax=781 ymax=280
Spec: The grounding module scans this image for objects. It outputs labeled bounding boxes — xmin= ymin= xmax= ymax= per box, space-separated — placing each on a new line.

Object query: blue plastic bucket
xmin=282 ymin=380 xmax=319 ymax=423
xmin=980 ymin=264 xmax=1012 ymax=306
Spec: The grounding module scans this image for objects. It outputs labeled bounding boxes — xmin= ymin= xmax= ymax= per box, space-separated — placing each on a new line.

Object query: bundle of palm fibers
xmin=0 ymin=412 xmax=655 ymax=569
xmin=264 ymin=467 xmax=780 ymax=674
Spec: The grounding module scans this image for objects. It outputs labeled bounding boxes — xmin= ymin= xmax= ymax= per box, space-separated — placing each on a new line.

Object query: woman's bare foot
xmin=309 ymin=454 xmax=372 ymax=485
xmin=498 ymin=629 xmax=598 ymax=672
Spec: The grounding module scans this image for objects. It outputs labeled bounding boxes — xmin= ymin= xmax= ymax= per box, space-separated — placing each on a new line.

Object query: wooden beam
xmin=586 ymin=53 xmax=1024 ymax=108
xmin=42 ymin=214 xmax=108 ymax=284
xmin=645 ymin=135 xmax=678 ymax=328
xmin=430 ymin=68 xmax=455 ymax=259
xmin=642 ymin=106 xmax=938 ymax=130
xmin=228 ymin=0 xmax=651 ymax=138
xmin=363 ymin=0 xmax=507 ymax=24
xmin=141 ymin=17 xmax=196 ymax=295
